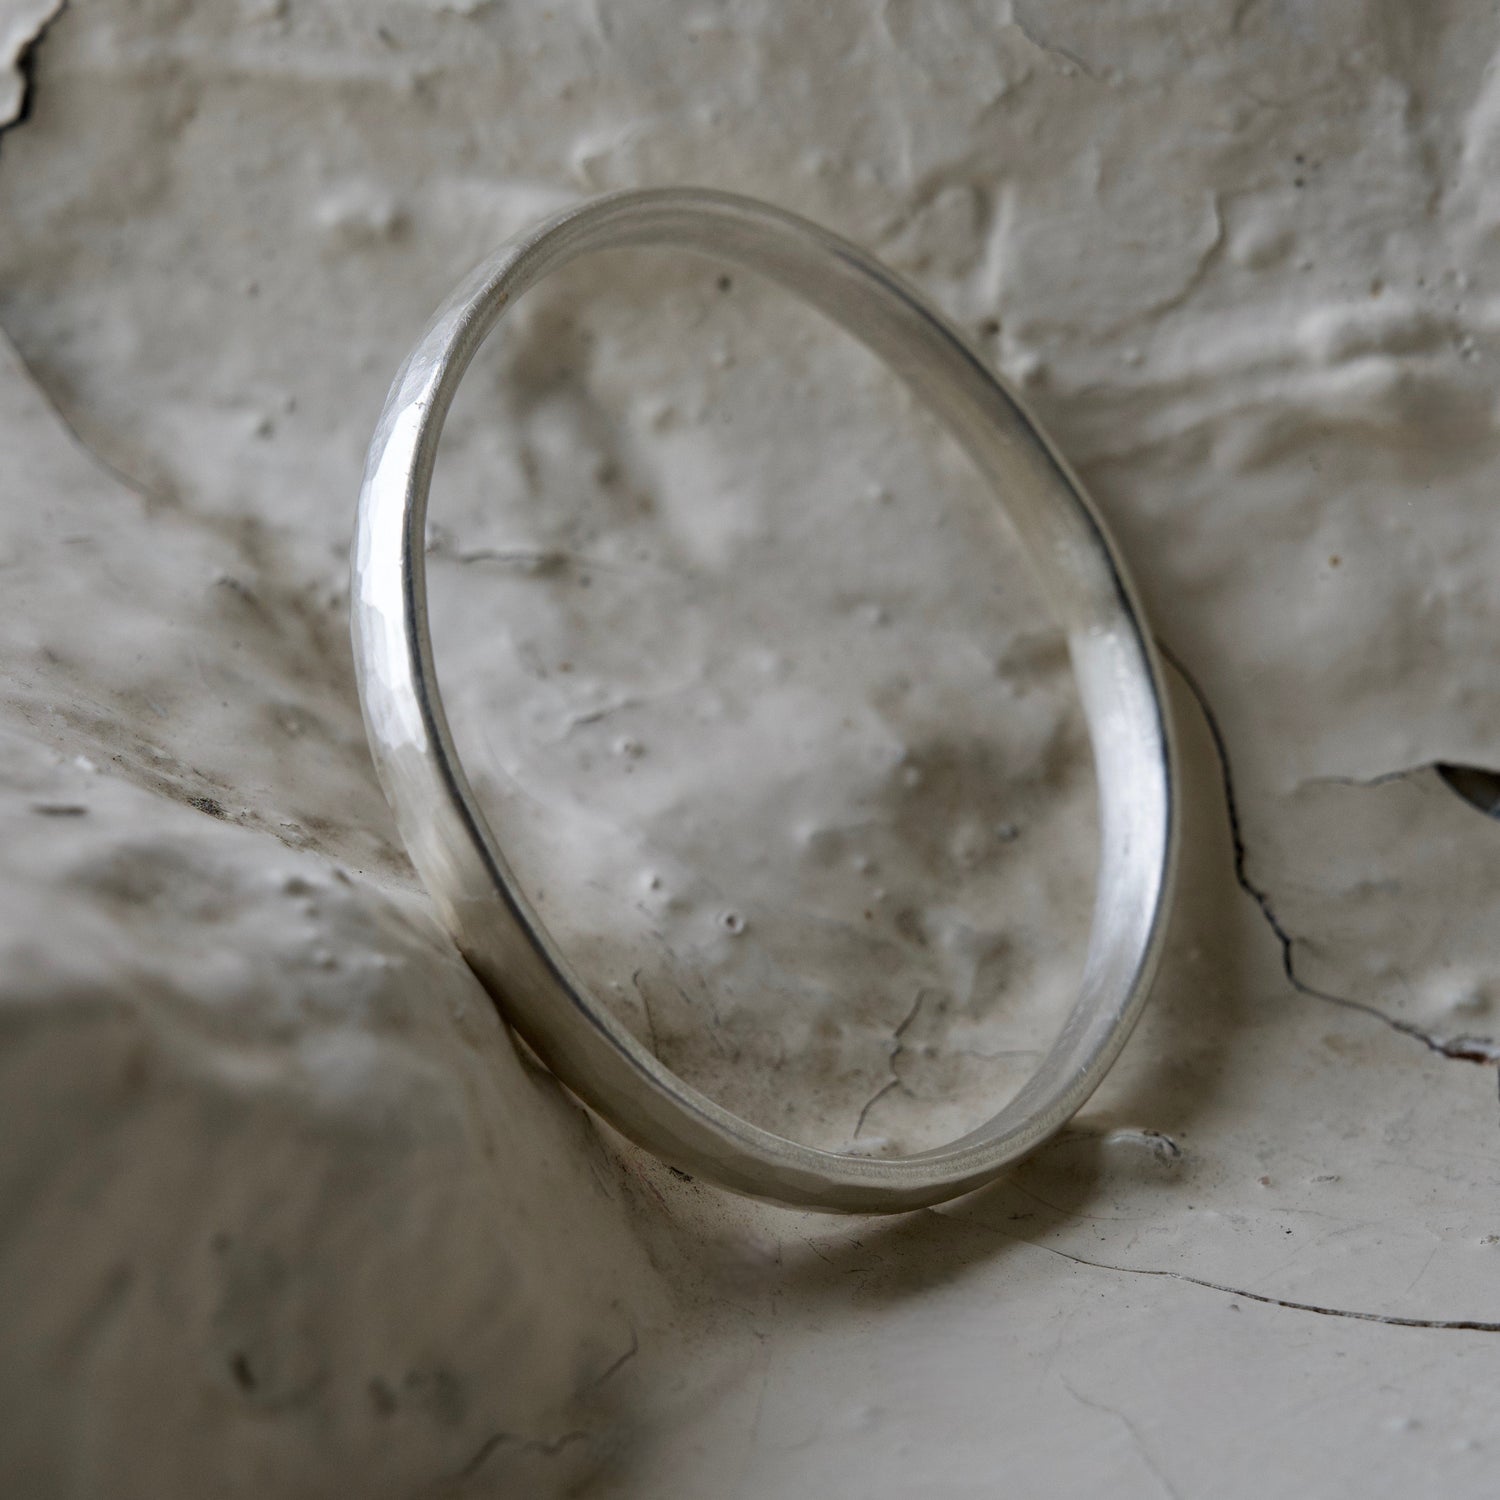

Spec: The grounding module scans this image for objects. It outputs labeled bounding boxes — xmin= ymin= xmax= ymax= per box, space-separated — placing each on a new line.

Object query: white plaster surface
xmin=2 ymin=2 xmax=1500 ymax=1495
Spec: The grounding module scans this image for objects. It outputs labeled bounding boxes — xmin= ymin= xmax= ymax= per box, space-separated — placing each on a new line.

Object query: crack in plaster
xmin=1157 ymin=641 xmax=1500 ymax=1067
xmin=1007 ymin=6 xmax=1097 ymax=79
xmin=1301 ymin=764 xmax=1500 ymax=825
xmin=455 ymin=1426 xmax=590 ymax=1481
xmin=588 ymin=1325 xmax=640 ymax=1391
xmin=1059 ymin=1376 xmax=1184 ymax=1500
xmin=941 ymin=1214 xmax=1500 ymax=1333
xmin=851 ymin=988 xmax=927 ymax=1140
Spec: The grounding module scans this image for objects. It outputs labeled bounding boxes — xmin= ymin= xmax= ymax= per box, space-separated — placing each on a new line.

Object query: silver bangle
xmin=352 ymin=188 xmax=1177 ymax=1213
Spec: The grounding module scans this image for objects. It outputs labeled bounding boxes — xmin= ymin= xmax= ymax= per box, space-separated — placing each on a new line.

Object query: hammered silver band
xmin=351 ymin=188 xmax=1176 ymax=1213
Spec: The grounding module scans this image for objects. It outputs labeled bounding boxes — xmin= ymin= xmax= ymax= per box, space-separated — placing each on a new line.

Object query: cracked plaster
xmin=3 ymin=1 xmax=1500 ymax=1496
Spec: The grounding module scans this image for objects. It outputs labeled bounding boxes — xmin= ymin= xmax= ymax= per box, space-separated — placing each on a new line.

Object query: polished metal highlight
xmin=352 ymin=188 xmax=1177 ymax=1212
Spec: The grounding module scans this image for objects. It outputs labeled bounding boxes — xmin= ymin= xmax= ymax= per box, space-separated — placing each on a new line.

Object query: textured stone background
xmin=3 ymin=2 xmax=1500 ymax=1495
